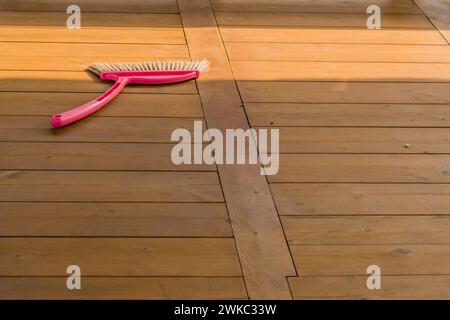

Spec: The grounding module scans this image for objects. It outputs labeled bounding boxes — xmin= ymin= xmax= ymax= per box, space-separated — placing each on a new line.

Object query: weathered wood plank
xmin=270 ymin=154 xmax=450 ymax=183
xmin=0 ymin=202 xmax=231 ymax=237
xmin=414 ymin=0 xmax=450 ymax=44
xmin=232 ymin=61 xmax=450 ymax=82
xmin=273 ymin=127 xmax=450 ymax=153
xmin=0 ymin=238 xmax=240 ymax=276
xmin=221 ymin=27 xmax=446 ymax=45
xmin=211 ymin=0 xmax=422 ymax=14
xmin=0 ymin=11 xmax=181 ymax=28
xmin=0 ymin=43 xmax=188 ymax=58
xmin=0 ymin=277 xmax=247 ymax=300
xmin=0 ymin=142 xmax=212 ymax=171
xmin=0 ymin=116 xmax=203 ymax=143
xmin=246 ymin=103 xmax=450 ymax=127
xmin=0 ymin=93 xmax=202 ymax=117
xmin=0 ymin=0 xmax=179 ymax=13
xmin=226 ymin=43 xmax=450 ymax=63
xmin=216 ymin=12 xmax=432 ymax=28
xmin=0 ymin=171 xmax=223 ymax=202
xmin=282 ymin=216 xmax=450 ymax=245
xmin=272 ymin=183 xmax=450 ymax=215
xmin=239 ymin=82 xmax=450 ymax=104
xmin=289 ymin=276 xmax=450 ymax=299
xmin=0 ymin=71 xmax=197 ymax=93
xmin=290 ymin=244 xmax=450 ymax=276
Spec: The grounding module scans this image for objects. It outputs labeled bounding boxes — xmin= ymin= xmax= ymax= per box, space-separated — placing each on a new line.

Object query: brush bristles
xmin=88 ymin=59 xmax=209 ymax=75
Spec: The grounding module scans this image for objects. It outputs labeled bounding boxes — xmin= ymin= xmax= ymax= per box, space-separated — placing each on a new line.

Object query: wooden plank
xmin=0 ymin=171 xmax=223 ymax=202
xmin=282 ymin=216 xmax=450 ymax=245
xmin=0 ymin=116 xmax=203 ymax=143
xmin=273 ymin=127 xmax=450 ymax=153
xmin=0 ymin=28 xmax=185 ymax=45
xmin=179 ymin=0 xmax=296 ymax=299
xmin=0 ymin=71 xmax=197 ymax=93
xmin=272 ymin=183 xmax=450 ymax=215
xmin=239 ymin=82 xmax=450 ymax=104
xmin=216 ymin=12 xmax=433 ymax=28
xmin=0 ymin=43 xmax=188 ymax=58
xmin=0 ymin=277 xmax=247 ymax=300
xmin=0 ymin=57 xmax=195 ymax=72
xmin=414 ymin=0 xmax=450 ymax=43
xmin=0 ymin=202 xmax=231 ymax=237
xmin=290 ymin=244 xmax=450 ymax=276
xmin=0 ymin=238 xmax=240 ymax=276
xmin=246 ymin=103 xmax=450 ymax=127
xmin=232 ymin=61 xmax=450 ymax=82
xmin=0 ymin=93 xmax=203 ymax=117
xmin=221 ymin=27 xmax=446 ymax=45
xmin=289 ymin=276 xmax=450 ymax=299
xmin=0 ymin=11 xmax=181 ymax=28
xmin=226 ymin=43 xmax=450 ymax=63
xmin=211 ymin=0 xmax=422 ymax=14
xmin=270 ymin=154 xmax=450 ymax=183
xmin=0 ymin=142 xmax=212 ymax=171
xmin=0 ymin=0 xmax=179 ymax=13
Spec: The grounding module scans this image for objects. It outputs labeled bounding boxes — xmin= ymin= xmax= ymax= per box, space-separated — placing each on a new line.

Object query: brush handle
xmin=50 ymin=78 xmax=129 ymax=128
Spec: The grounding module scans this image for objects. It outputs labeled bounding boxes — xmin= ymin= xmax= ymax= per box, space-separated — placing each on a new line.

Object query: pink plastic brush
xmin=51 ymin=60 xmax=209 ymax=128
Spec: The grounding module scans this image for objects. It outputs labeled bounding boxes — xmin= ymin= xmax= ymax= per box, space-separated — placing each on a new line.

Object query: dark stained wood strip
xmin=0 ymin=202 xmax=232 ymax=237
xmin=0 ymin=171 xmax=223 ymax=202
xmin=0 ymin=277 xmax=247 ymax=300
xmin=0 ymin=238 xmax=241 ymax=276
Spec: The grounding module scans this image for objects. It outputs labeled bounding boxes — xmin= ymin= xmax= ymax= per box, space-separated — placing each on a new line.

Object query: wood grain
xmin=0 ymin=238 xmax=241 ymax=276
xmin=246 ymin=103 xmax=450 ymax=127
xmin=0 ymin=202 xmax=231 ymax=237
xmin=282 ymin=216 xmax=450 ymax=245
xmin=272 ymin=183 xmax=450 ymax=215
xmin=270 ymin=154 xmax=450 ymax=183
xmin=0 ymin=277 xmax=247 ymax=300
xmin=289 ymin=275 xmax=450 ymax=299
xmin=0 ymin=171 xmax=223 ymax=202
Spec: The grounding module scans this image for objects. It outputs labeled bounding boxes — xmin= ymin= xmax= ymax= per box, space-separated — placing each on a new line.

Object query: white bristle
xmin=88 ymin=59 xmax=209 ymax=75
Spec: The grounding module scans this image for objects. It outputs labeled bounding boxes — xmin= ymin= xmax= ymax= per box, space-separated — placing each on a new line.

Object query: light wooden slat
xmin=270 ymin=154 xmax=450 ymax=183
xmin=216 ymin=12 xmax=433 ymax=28
xmin=0 ymin=277 xmax=247 ymax=300
xmin=211 ymin=0 xmax=422 ymax=14
xmin=226 ymin=43 xmax=450 ymax=62
xmin=0 ymin=71 xmax=197 ymax=93
xmin=290 ymin=244 xmax=450 ymax=276
xmin=0 ymin=93 xmax=202 ymax=117
xmin=232 ymin=61 xmax=450 ymax=82
xmin=273 ymin=127 xmax=450 ymax=153
xmin=179 ymin=0 xmax=296 ymax=299
xmin=221 ymin=27 xmax=446 ymax=45
xmin=415 ymin=0 xmax=450 ymax=44
xmin=289 ymin=276 xmax=450 ymax=299
xmin=0 ymin=56 xmax=195 ymax=71
xmin=272 ymin=183 xmax=450 ymax=215
xmin=282 ymin=216 xmax=450 ymax=245
xmin=0 ymin=0 xmax=179 ymax=13
xmin=0 ymin=28 xmax=185 ymax=44
xmin=246 ymin=103 xmax=450 ymax=127
xmin=0 ymin=202 xmax=231 ymax=237
xmin=0 ymin=116 xmax=203 ymax=143
xmin=0 ymin=171 xmax=223 ymax=202
xmin=0 ymin=142 xmax=212 ymax=171
xmin=0 ymin=238 xmax=240 ymax=276
xmin=0 ymin=43 xmax=188 ymax=58
xmin=239 ymin=82 xmax=450 ymax=104
xmin=0 ymin=12 xmax=181 ymax=28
